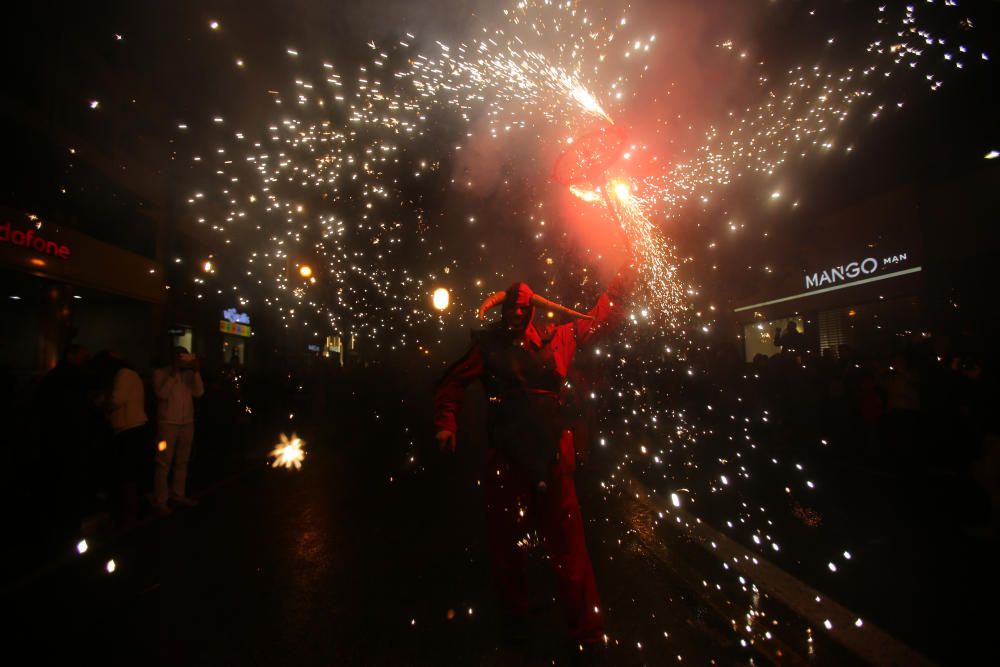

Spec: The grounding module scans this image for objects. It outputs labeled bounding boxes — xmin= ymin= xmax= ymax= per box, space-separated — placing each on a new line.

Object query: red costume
xmin=434 ymin=270 xmax=632 ymax=644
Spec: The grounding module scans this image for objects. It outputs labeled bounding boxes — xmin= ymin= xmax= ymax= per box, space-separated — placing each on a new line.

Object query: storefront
xmin=0 ymin=213 xmax=165 ymax=377
xmin=219 ymin=307 xmax=251 ymax=366
xmin=735 ymin=252 xmax=924 ymax=361
xmin=731 ymin=188 xmax=925 ymax=361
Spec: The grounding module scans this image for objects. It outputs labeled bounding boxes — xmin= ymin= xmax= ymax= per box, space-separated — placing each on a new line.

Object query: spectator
xmin=886 ymin=351 xmax=921 ymax=462
xmin=152 ymin=347 xmax=204 ymax=515
xmin=102 ymin=352 xmax=150 ymax=527
xmin=774 ymin=320 xmax=805 ymax=355
xmin=32 ymin=344 xmax=92 ymax=547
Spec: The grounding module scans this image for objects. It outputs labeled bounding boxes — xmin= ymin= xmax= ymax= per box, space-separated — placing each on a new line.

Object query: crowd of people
xmin=10 ymin=345 xmax=217 ymax=562
xmin=5 ymin=313 xmax=997 ymax=599
xmin=0 ymin=336 xmax=381 ymax=575
xmin=743 ymin=326 xmax=1000 ymax=532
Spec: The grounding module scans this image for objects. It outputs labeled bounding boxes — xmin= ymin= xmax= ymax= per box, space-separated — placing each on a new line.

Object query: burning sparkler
xmin=270 ymin=433 xmax=306 ymax=470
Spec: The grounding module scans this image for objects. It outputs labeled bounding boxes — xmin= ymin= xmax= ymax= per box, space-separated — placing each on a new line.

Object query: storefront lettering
xmin=805 ymin=253 xmax=909 ymax=290
xmin=219 ymin=320 xmax=251 ymax=337
xmin=0 ymin=223 xmax=71 ymax=259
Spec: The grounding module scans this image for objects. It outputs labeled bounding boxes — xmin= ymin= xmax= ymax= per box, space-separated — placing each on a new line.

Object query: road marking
xmin=626 ymin=477 xmax=936 ymax=667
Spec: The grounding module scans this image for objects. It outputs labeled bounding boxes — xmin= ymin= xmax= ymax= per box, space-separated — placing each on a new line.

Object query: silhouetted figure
xmin=886 ymin=352 xmax=921 ymax=463
xmin=33 ymin=344 xmax=92 ymax=549
xmin=95 ymin=351 xmax=149 ymax=527
xmin=434 ymin=265 xmax=632 ymax=651
xmin=774 ymin=319 xmax=805 ymax=355
xmin=152 ymin=347 xmax=204 ymax=514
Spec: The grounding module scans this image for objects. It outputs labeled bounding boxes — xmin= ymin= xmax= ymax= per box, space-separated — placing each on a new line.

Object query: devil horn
xmin=478 ymin=291 xmax=508 ymax=320
xmin=530 ymin=293 xmax=594 ymax=320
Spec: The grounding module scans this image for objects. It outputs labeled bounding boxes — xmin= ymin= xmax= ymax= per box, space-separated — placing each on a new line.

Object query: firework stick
xmin=604 ymin=180 xmax=638 ymax=263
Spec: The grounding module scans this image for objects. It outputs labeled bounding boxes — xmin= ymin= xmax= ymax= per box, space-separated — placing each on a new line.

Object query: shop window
xmin=819 ymin=309 xmax=849 ymax=355
xmin=743 ymin=316 xmax=804 ymax=362
xmin=171 ymin=328 xmax=193 ymax=354
xmin=222 ymin=337 xmax=245 ymax=366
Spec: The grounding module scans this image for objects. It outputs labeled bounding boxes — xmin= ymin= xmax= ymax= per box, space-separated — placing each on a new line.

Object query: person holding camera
xmin=151 ymin=347 xmax=204 ymax=515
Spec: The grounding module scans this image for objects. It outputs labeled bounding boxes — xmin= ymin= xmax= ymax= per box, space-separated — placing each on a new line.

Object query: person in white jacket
xmin=152 ymin=347 xmax=204 ymax=514
xmin=105 ymin=354 xmax=148 ymax=525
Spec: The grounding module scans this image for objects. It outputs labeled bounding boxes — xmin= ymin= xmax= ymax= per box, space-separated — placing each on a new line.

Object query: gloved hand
xmin=436 ymin=430 xmax=456 ymax=453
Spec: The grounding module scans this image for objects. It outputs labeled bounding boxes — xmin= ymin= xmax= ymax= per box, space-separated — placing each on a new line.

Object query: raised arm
xmin=574 ymin=261 xmax=637 ymax=346
xmin=433 ymin=342 xmax=485 ymax=451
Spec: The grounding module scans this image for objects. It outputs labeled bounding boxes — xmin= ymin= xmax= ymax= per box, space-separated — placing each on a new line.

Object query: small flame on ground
xmin=270 ymin=433 xmax=306 ymax=470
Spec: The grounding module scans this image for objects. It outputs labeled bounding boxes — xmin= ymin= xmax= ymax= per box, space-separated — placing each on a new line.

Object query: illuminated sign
xmin=219 ymin=320 xmax=251 ymax=337
xmin=805 ymin=252 xmax=909 ymax=290
xmin=223 ymin=308 xmax=250 ymax=325
xmin=0 ymin=222 xmax=71 ymax=260
xmin=736 ymin=265 xmax=922 ymax=313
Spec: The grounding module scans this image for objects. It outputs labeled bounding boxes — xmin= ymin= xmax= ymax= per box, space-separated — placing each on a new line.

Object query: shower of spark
xmin=568 ymin=82 xmax=613 ymax=124
xmin=565 ymin=169 xmax=687 ymax=322
xmin=176 ymin=0 xmax=987 ymax=346
xmin=270 ymin=433 xmax=306 ymax=470
xmin=161 ymin=0 xmax=989 ymax=654
xmin=630 ymin=3 xmax=992 ymax=219
xmin=608 ymin=179 xmax=688 ymax=324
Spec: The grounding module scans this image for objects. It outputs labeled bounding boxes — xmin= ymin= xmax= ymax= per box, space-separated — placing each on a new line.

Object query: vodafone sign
xmin=0 ymin=222 xmax=71 ymax=260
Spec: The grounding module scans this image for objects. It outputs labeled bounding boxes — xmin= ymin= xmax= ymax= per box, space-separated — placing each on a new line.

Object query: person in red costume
xmin=434 ymin=262 xmax=634 ymax=652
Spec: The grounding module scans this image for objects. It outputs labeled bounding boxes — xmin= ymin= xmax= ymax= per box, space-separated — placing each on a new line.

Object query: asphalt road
xmin=4 ymin=372 xmax=991 ymax=665
xmin=3 ymin=428 xmax=796 ymax=666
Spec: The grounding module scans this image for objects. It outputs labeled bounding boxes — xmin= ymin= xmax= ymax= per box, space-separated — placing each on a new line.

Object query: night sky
xmin=2 ymin=0 xmax=998 ymax=362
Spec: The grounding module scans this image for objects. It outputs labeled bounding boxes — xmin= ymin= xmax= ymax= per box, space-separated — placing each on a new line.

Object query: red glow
xmin=552 ymin=123 xmax=626 ymax=188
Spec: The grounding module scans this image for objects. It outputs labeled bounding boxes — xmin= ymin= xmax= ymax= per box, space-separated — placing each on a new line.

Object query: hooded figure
xmin=467 ymin=281 xmax=593 ymax=483
xmin=434 ymin=265 xmax=633 ymax=647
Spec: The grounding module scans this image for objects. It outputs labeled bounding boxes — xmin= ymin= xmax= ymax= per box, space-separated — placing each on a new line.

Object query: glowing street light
xmin=299 ymin=264 xmax=313 ymax=278
xmin=432 ymin=287 xmax=450 ymax=311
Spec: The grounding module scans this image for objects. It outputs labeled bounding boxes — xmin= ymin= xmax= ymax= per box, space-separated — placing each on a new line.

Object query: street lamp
xmin=432 ymin=287 xmax=450 ymax=311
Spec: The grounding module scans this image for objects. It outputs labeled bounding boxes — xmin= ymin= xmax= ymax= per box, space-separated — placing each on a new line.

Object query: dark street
xmin=4 ymin=396 xmax=759 ymax=665
xmin=5 ymin=368 xmax=995 ymax=665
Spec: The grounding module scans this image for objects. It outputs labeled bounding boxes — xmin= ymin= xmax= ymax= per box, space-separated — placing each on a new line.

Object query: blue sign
xmin=223 ymin=308 xmax=250 ymax=325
